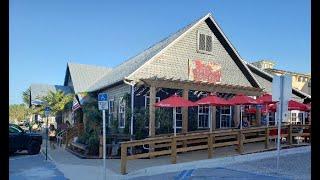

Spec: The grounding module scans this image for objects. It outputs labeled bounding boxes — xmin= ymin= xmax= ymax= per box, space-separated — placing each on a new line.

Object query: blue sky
xmin=9 ymin=0 xmax=310 ymax=104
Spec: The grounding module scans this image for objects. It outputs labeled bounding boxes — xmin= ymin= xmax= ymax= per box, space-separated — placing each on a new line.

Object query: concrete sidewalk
xmin=42 ymin=139 xmax=309 ymax=180
xmin=41 ymin=144 xmax=122 ymax=180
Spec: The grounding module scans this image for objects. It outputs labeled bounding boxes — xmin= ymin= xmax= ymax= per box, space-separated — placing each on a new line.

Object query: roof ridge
xmin=265 ymin=67 xmax=310 ymax=76
xmin=87 ymin=13 xmax=210 ymax=91
xmin=68 ymin=62 xmax=112 ymax=70
xmin=106 ymin=14 xmax=206 ymax=70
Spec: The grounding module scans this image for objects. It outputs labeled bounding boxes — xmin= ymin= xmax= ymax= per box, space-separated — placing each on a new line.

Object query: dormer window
xmin=197 ymin=30 xmax=213 ymax=54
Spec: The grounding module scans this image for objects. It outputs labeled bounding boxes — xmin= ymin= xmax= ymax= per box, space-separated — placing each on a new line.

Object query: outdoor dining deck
xmin=120 ymin=124 xmax=310 ymax=174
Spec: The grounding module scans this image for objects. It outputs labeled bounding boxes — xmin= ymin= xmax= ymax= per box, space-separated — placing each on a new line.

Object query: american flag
xmin=72 ymin=96 xmax=81 ymax=112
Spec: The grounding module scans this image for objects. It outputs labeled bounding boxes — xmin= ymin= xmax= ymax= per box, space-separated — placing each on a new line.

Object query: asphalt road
xmin=9 ymin=151 xmax=67 ymax=180
xmin=130 ymin=152 xmax=310 ymax=180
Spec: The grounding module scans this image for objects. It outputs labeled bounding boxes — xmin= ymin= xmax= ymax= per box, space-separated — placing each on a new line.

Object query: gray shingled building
xmin=30 ymin=13 xmax=311 ymax=136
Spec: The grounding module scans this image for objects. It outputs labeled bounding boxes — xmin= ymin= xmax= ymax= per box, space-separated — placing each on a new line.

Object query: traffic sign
xmin=98 ymin=92 xmax=108 ymax=179
xmin=98 ymin=93 xmax=108 ymax=110
xmin=98 ymin=93 xmax=108 ymax=101
xmin=44 ymin=106 xmax=51 ymax=117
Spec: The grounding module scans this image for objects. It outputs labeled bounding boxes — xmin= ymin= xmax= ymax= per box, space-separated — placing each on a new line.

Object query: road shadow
xmin=9 ymin=150 xmax=30 ymax=157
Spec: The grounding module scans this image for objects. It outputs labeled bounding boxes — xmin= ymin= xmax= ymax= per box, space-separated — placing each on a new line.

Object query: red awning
xmin=288 ymin=100 xmax=309 ymax=111
xmin=256 ymin=93 xmax=278 ymax=104
xmin=228 ymin=94 xmax=261 ymax=105
xmin=196 ymin=94 xmax=234 ymax=106
xmin=154 ymin=94 xmax=197 ymax=108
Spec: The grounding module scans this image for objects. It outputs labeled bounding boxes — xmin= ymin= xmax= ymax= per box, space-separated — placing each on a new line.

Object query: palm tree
xmin=22 ymin=88 xmax=31 ymax=107
xmin=32 ymin=90 xmax=74 ymax=128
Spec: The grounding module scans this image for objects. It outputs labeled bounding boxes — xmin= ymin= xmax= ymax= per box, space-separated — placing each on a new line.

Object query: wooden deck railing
xmin=120 ymin=124 xmax=310 ymax=174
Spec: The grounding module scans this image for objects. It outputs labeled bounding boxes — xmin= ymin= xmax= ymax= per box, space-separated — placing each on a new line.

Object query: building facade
xmin=29 ymin=13 xmax=311 ymax=136
xmin=251 ymin=60 xmax=311 ymax=95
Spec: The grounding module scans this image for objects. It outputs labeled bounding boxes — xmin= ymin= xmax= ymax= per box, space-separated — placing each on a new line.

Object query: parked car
xmin=9 ymin=123 xmax=43 ymax=155
xmin=19 ymin=122 xmax=31 ymax=132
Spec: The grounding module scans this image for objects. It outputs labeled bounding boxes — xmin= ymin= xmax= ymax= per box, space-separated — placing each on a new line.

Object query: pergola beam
xmin=139 ymin=77 xmax=263 ymax=96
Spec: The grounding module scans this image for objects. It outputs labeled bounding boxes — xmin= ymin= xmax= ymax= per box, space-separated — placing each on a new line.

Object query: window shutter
xmin=199 ymin=34 xmax=206 ymax=51
xmin=206 ymin=35 xmax=212 ymax=52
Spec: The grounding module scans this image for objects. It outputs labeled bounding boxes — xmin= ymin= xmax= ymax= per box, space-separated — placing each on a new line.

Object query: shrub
xmin=87 ymin=134 xmax=99 ymax=155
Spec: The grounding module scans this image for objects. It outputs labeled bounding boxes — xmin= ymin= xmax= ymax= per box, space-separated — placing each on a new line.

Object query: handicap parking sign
xmin=98 ymin=93 xmax=108 ymax=110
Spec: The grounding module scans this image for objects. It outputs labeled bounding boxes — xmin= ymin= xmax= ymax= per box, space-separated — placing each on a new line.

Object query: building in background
xmin=251 ymin=60 xmax=311 ymax=95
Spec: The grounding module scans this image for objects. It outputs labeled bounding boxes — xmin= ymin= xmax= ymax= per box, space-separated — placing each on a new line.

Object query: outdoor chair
xmin=56 ymin=130 xmax=66 ymax=147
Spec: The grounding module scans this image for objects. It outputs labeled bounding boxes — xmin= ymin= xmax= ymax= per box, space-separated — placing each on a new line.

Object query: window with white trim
xmin=175 ymin=107 xmax=182 ymax=129
xmin=197 ymin=30 xmax=213 ymax=53
xmin=291 ymin=112 xmax=297 ymax=124
xmin=145 ymin=96 xmax=160 ymax=109
xmin=268 ymin=112 xmax=275 ymax=126
xmin=298 ymin=112 xmax=304 ymax=124
xmin=198 ymin=105 xmax=209 ymax=128
xmin=220 ymin=106 xmax=232 ymax=128
xmin=118 ymin=99 xmax=125 ymax=128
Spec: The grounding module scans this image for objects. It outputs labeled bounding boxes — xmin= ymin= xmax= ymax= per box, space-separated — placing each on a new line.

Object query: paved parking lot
xmin=9 ymin=151 xmax=67 ymax=180
xmin=129 ymin=151 xmax=310 ymax=180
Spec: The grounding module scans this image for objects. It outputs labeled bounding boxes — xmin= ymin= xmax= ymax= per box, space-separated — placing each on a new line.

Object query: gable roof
xmin=245 ymin=62 xmax=311 ymax=102
xmin=30 ymin=83 xmax=73 ymax=105
xmin=88 ymin=13 xmax=261 ymax=92
xmin=87 ymin=16 xmax=202 ymax=92
xmin=64 ymin=62 xmax=112 ymax=93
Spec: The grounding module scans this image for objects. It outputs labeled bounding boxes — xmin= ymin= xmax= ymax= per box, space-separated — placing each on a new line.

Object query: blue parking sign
xmin=98 ymin=93 xmax=108 ymax=102
xmin=45 ymin=106 xmax=51 ymax=111
xmin=98 ymin=93 xmax=108 ymax=110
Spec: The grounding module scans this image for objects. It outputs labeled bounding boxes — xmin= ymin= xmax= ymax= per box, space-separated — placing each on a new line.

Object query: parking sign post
xmin=98 ymin=93 xmax=108 ymax=180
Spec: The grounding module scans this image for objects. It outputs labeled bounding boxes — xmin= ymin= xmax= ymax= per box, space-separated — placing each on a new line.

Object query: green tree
xmin=37 ymin=90 xmax=73 ymax=117
xmin=81 ymin=92 xmax=102 ymax=127
xmin=9 ymin=104 xmax=31 ymax=123
xmin=22 ymin=88 xmax=31 ymax=107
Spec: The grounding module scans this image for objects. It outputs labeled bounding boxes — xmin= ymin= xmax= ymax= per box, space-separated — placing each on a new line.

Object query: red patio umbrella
xmin=288 ymin=100 xmax=309 ymax=111
xmin=155 ymin=94 xmax=197 ymax=136
xmin=196 ymin=94 xmax=234 ymax=106
xmin=155 ymin=94 xmax=197 ymax=108
xmin=228 ymin=94 xmax=261 ymax=129
xmin=256 ymin=93 xmax=278 ymax=104
xmin=195 ymin=94 xmax=234 ymax=132
xmin=245 ymin=106 xmax=276 ymax=114
xmin=228 ymin=94 xmax=260 ymax=105
xmin=256 ymin=93 xmax=278 ymax=126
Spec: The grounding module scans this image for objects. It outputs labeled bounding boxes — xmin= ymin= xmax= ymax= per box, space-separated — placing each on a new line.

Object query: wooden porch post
xmin=182 ymin=89 xmax=189 ymax=133
xmin=149 ymin=86 xmax=156 ymax=158
xmin=149 ymin=86 xmax=156 ymax=137
xmin=256 ymin=108 xmax=261 ymax=126
xmin=182 ymin=89 xmax=189 ymax=148
xmin=233 ymin=105 xmax=240 ymax=128
xmin=211 ymin=106 xmax=216 ymax=130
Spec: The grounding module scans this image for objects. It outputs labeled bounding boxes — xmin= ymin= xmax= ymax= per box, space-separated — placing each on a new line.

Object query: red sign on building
xmin=189 ymin=60 xmax=221 ymax=83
